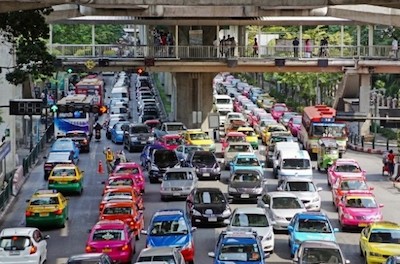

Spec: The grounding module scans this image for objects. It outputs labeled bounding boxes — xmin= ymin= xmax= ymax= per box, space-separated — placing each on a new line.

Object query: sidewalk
xmin=347 ymin=133 xmax=398 ymax=155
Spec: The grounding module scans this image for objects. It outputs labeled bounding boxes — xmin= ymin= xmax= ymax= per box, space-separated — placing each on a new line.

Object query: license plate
xmin=9 ymin=250 xmax=20 ymax=256
xmin=39 ymin=213 xmax=49 ymax=217
xmin=102 ymin=248 xmax=112 ymax=253
xmin=359 ymin=223 xmax=368 ymax=227
xmin=241 ymin=194 xmax=250 ymax=198
xmin=208 ymin=217 xmax=217 ymax=222
xmin=203 ymin=173 xmax=210 ymax=177
xmin=141 ymin=141 xmax=146 ymax=144
xmin=173 ymin=193 xmax=180 ymax=196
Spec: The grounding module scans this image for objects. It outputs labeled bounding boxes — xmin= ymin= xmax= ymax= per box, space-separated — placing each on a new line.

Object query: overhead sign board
xmin=9 ymin=99 xmax=43 ymax=116
xmin=208 ymin=113 xmax=220 ymax=129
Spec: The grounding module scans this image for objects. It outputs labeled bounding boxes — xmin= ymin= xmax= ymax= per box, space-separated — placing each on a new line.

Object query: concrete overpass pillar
xmin=359 ymin=74 xmax=372 ymax=135
xmin=238 ymin=26 xmax=246 ymax=57
xmin=368 ymin=25 xmax=374 ymax=57
xmin=174 ymin=72 xmax=215 ymax=130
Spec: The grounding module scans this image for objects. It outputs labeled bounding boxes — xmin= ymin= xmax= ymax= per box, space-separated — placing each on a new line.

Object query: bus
xmin=298 ymin=105 xmax=347 ymax=157
xmin=74 ymin=75 xmax=104 ymax=108
xmin=54 ymin=94 xmax=96 ymax=138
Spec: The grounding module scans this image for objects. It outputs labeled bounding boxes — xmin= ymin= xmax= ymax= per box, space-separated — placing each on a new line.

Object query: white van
xmin=272 ymin=142 xmax=301 ymax=178
xmin=111 ymin=86 xmax=129 ymax=103
xmin=276 ymin=150 xmax=312 ymax=184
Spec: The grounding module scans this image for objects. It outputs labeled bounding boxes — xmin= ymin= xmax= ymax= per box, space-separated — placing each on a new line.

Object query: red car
xmin=221 ymin=132 xmax=246 ymax=152
xmin=102 ymin=174 xmax=140 ymax=195
xmin=288 ymin=115 xmax=302 ymax=137
xmin=157 ymin=134 xmax=183 ymax=151
xmin=331 ymin=177 xmax=373 ymax=208
xmin=270 ymin=103 xmax=288 ymax=121
xmin=144 ymin=119 xmax=161 ymax=133
xmin=112 ymin=162 xmax=145 ymax=193
xmin=327 ymin=159 xmax=366 ymax=187
xmin=247 ymin=108 xmax=267 ymax=127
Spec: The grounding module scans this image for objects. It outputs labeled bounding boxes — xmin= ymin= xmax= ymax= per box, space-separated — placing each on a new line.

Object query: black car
xmin=186 ymin=151 xmax=221 ymax=180
xmin=67 ymin=253 xmax=113 ymax=264
xmin=43 ymin=151 xmax=74 ymax=180
xmin=148 ymin=149 xmax=180 ymax=183
xmin=227 ymin=169 xmax=267 ymax=202
xmin=123 ymin=124 xmax=154 ymax=152
xmin=186 ymin=187 xmax=231 ymax=226
xmin=65 ymin=130 xmax=91 ymax=152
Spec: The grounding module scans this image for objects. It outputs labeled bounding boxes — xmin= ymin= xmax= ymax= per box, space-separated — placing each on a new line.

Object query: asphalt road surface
xmin=0 ymin=74 xmax=397 ymax=264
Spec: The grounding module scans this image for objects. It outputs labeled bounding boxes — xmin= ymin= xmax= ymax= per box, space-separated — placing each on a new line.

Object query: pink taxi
xmin=327 ymin=159 xmax=366 ymax=187
xmin=157 ymin=134 xmax=183 ymax=151
xmin=331 ymin=177 xmax=373 ymax=208
xmin=270 ymin=103 xmax=288 ymax=121
xmin=112 ymin=162 xmax=145 ymax=193
xmin=288 ymin=115 xmax=302 ymax=137
xmin=85 ymin=220 xmax=136 ymax=263
xmin=221 ymin=132 xmax=246 ymax=152
xmin=338 ymin=192 xmax=383 ymax=230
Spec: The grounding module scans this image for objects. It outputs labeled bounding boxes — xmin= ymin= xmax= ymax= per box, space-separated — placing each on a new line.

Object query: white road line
xmin=60 ymin=221 xmax=68 ymax=237
xmin=56 ymin=257 xmax=69 ymax=264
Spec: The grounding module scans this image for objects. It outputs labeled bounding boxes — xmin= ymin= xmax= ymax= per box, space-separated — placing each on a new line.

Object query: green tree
xmin=0 ymin=9 xmax=56 ymax=85
xmin=52 ymin=24 xmax=124 ymax=44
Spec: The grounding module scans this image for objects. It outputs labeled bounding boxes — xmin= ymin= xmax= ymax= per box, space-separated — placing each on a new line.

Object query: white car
xmin=136 ymin=246 xmax=186 ymax=264
xmin=277 ymin=178 xmax=322 ymax=212
xmin=225 ymin=207 xmax=274 ymax=253
xmin=0 ymin=227 xmax=49 ymax=264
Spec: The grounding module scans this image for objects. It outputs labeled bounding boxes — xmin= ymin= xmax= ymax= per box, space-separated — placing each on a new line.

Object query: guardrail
xmin=49 ymin=44 xmax=394 ymax=59
xmin=348 ymin=133 xmax=397 ymax=152
xmin=22 ymin=123 xmax=54 ymax=176
xmin=150 ymin=74 xmax=169 ymax=122
xmin=0 ymin=171 xmax=15 ymax=212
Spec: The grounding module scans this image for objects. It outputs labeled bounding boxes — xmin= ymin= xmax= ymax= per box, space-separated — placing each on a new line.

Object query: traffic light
xmin=67 ymin=68 xmax=73 ymax=74
xmin=54 ymin=104 xmax=103 ymax=114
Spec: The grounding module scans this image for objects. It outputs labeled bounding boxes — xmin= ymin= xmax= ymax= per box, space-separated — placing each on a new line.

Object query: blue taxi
xmin=141 ymin=209 xmax=196 ymax=264
xmin=208 ymin=229 xmax=269 ymax=264
xmin=230 ymin=153 xmax=264 ymax=176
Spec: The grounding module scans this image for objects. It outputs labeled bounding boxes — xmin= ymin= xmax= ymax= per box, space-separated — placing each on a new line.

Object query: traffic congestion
xmin=0 ymin=71 xmax=399 ymax=264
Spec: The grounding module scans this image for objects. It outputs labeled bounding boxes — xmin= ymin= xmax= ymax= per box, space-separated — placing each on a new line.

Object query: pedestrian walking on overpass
xmin=253 ymin=38 xmax=259 ymax=57
xmin=392 ymin=36 xmax=398 ymax=59
xmin=104 ymin=147 xmax=115 ymax=173
xmin=304 ymin=39 xmax=312 ymax=58
xmin=293 ymin=37 xmax=299 ymax=58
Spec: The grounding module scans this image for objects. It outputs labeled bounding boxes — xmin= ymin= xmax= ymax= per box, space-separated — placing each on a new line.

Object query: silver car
xmin=223 ymin=142 xmax=254 ymax=169
xmin=257 ymin=191 xmax=307 ymax=231
xmin=293 ymin=240 xmax=350 ymax=264
xmin=277 ymin=178 xmax=322 ymax=212
xmin=160 ymin=167 xmax=197 ymax=201
xmin=136 ymin=246 xmax=185 ymax=264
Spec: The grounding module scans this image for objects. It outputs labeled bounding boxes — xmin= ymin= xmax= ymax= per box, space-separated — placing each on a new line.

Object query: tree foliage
xmin=52 ymin=24 xmax=124 ymax=44
xmin=0 ymin=9 xmax=56 ymax=85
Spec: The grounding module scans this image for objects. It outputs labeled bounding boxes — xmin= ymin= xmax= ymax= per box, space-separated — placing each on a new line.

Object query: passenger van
xmin=276 ymin=150 xmax=312 ymax=184
xmin=272 ymin=141 xmax=300 ymax=178
xmin=111 ymin=86 xmax=129 ymax=102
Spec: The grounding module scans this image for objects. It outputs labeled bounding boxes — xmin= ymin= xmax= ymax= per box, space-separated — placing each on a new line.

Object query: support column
xmin=91 ymin=24 xmax=95 ymax=57
xmin=237 ymin=26 xmax=246 ymax=57
xmin=299 ymin=25 xmax=303 ymax=58
xmin=175 ymin=25 xmax=179 ymax=59
xmin=49 ymin=24 xmax=53 ymax=54
xmin=258 ymin=26 xmax=261 ymax=58
xmin=216 ymin=25 xmax=220 ymax=58
xmin=368 ymin=25 xmax=374 ymax=57
xmin=357 ymin=25 xmax=361 ymax=57
xmin=175 ymin=73 xmax=215 ymax=129
xmin=340 ymin=25 xmax=344 ymax=57
xmin=359 ymin=74 xmax=372 ymax=136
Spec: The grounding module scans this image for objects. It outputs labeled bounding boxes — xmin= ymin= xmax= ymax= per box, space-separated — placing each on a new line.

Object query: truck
xmin=153 ymin=122 xmax=187 ymax=139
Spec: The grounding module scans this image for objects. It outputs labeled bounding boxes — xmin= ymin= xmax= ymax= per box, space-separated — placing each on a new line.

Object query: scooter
xmin=95 ymin=129 xmax=101 ymax=142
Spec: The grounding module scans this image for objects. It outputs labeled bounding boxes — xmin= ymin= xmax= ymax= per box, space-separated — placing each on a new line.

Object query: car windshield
xmin=292 ymin=117 xmax=302 ymax=124
xmin=335 ymin=164 xmax=361 ymax=172
xmin=268 ymin=126 xmax=286 ymax=132
xmin=154 ymin=151 xmax=178 ymax=165
xmin=286 ymin=181 xmax=316 ymax=192
xmin=108 ymin=178 xmax=133 ymax=186
xmin=240 ymin=130 xmax=256 ymax=136
xmin=190 ymin=133 xmax=210 ymax=140
xmin=218 ymin=242 xmax=261 ymax=262
xmin=103 ymin=207 xmax=132 ymax=215
xmin=0 ymin=236 xmax=30 ymax=250
xmin=138 ymin=256 xmax=176 ymax=264
xmin=92 ymin=229 xmax=124 ymax=241
xmin=167 ymin=124 xmax=185 ymax=131
xmin=369 ymin=230 xmax=400 ymax=244
xmin=52 ymin=168 xmax=76 ymax=177
xmin=52 ymin=140 xmax=72 ymax=151
xmin=110 ymin=107 xmax=127 ymax=114
xmin=228 ymin=145 xmax=251 ymax=152
xmin=297 ymin=219 xmax=332 ymax=233
xmin=301 ymin=248 xmax=343 ymax=263
xmin=164 ymin=172 xmax=192 ymax=181
xmin=312 ymin=124 xmax=346 ymax=138
xmin=114 ymin=167 xmax=139 ymax=174
xmin=166 ymin=138 xmax=183 ymax=145
xmin=192 ymin=154 xmax=216 ymax=165
xmin=273 ymin=106 xmax=287 ymax=112
xmin=282 ymin=159 xmax=310 ymax=169
xmin=232 ymin=173 xmax=261 ymax=183
xmin=130 ymin=126 xmax=149 ymax=133
xmin=272 ymin=197 xmax=302 ymax=209
xmin=217 ymin=98 xmax=231 ymax=104
xmin=339 ymin=180 xmax=368 ymax=191
xmin=235 ymin=157 xmax=260 ymax=166
xmin=150 ymin=217 xmax=189 ymax=235
xmin=346 ymin=197 xmax=377 ymax=208
xmin=30 ymin=197 xmax=59 ymax=205
xmin=227 ymin=136 xmax=245 ymax=143
xmin=195 ymin=191 xmax=225 ymax=204
xmin=104 ymin=192 xmax=132 ymax=201
xmin=231 ymin=213 xmax=269 ymax=227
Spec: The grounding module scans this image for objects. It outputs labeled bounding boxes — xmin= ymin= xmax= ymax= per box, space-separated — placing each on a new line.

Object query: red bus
xmin=75 ymin=75 xmax=104 ymax=108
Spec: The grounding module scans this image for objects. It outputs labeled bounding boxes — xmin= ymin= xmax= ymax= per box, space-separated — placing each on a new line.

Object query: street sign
xmin=208 ymin=113 xmax=220 ymax=129
xmin=50 ymin=105 xmax=58 ymax=113
xmin=9 ymin=99 xmax=43 ymax=116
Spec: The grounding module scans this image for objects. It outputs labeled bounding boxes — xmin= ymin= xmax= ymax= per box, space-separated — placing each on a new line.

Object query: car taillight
xmin=54 ymin=209 xmax=63 ymax=215
xmin=25 ymin=211 xmax=33 ymax=217
xmin=85 ymin=245 xmax=94 ymax=252
xmin=83 ymin=139 xmax=87 ymax=143
xmin=44 ymin=163 xmax=52 ymax=168
xmin=99 ymin=204 xmax=104 ymax=211
xmin=121 ymin=244 xmax=129 ymax=251
xmin=30 ymin=246 xmax=37 ymax=254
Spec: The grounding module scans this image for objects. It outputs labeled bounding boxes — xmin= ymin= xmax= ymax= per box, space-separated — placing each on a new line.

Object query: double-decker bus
xmin=298 ymin=105 xmax=347 ymax=157
xmin=74 ymin=75 xmax=104 ymax=108
xmin=54 ymin=94 xmax=95 ymax=138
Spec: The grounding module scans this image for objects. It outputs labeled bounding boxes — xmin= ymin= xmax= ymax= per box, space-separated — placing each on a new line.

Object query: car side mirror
xmin=277 ymin=186 xmax=283 ymax=191
xmin=44 ymin=235 xmax=50 ymax=240
xmin=141 ymin=230 xmax=148 ymax=235
xmin=287 ymin=226 xmax=294 ymax=232
xmin=191 ymin=227 xmax=197 ymax=232
xmin=317 ymin=187 xmax=323 ymax=192
xmin=208 ymin=252 xmax=215 ymax=258
xmin=345 ymin=260 xmax=351 ymax=264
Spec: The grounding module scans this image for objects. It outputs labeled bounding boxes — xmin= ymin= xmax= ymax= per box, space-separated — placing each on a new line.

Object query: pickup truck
xmin=154 ymin=122 xmax=187 ymax=139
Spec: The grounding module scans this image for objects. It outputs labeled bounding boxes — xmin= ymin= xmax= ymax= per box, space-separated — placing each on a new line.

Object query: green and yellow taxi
xmin=261 ymin=124 xmax=288 ymax=145
xmin=237 ymin=126 xmax=259 ymax=150
xmin=183 ymin=129 xmax=215 ymax=152
xmin=48 ymin=164 xmax=84 ymax=194
xmin=25 ymin=189 xmax=69 ymax=228
xmin=360 ymin=221 xmax=400 ymax=264
xmin=256 ymin=93 xmax=275 ymax=111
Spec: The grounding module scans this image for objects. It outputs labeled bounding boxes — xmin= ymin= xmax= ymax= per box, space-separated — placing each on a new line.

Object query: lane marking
xmin=56 ymin=257 xmax=68 ymax=264
xmin=60 ymin=221 xmax=69 ymax=237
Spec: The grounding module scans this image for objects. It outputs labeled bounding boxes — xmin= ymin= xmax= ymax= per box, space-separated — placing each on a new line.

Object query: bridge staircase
xmin=333 ymin=69 xmax=360 ymax=112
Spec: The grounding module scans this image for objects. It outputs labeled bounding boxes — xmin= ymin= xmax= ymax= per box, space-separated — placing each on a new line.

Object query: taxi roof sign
xmin=154 ymin=210 xmax=184 ymax=217
xmin=34 ymin=189 xmax=58 ymax=195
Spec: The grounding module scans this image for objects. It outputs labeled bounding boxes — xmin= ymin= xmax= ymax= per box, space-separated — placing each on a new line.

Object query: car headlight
xmin=222 ymin=208 xmax=231 ymax=217
xmin=210 ymin=144 xmax=215 ymax=150
xmin=192 ymin=209 xmax=201 ymax=216
xmin=253 ymin=187 xmax=263 ymax=194
xmin=273 ymin=214 xmax=286 ymax=221
xmin=370 ymin=252 xmax=382 ymax=257
xmin=263 ymin=233 xmax=273 ymax=241
xmin=213 ymin=166 xmax=220 ymax=172
xmin=148 ymin=136 xmax=155 ymax=142
xmin=195 ymin=168 xmax=199 ymax=172
xmin=311 ymin=196 xmax=320 ymax=203
xmin=228 ymin=187 xmax=237 ymax=193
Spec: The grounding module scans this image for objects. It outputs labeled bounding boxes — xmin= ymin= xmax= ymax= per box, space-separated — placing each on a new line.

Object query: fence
xmin=22 ymin=123 xmax=54 ymax=176
xmin=348 ymin=133 xmax=396 ymax=152
xmin=0 ymin=171 xmax=15 ymax=212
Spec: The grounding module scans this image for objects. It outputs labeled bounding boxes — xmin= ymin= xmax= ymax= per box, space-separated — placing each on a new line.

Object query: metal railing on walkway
xmin=0 ymin=171 xmax=15 ymax=212
xmin=22 ymin=123 xmax=54 ymax=176
xmin=49 ymin=44 xmax=395 ymax=60
xmin=348 ymin=133 xmax=397 ymax=153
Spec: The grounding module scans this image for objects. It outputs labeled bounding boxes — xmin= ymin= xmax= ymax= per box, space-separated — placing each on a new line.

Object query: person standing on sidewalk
xmin=104 ymin=147 xmax=115 ymax=173
xmin=388 ymin=149 xmax=395 ymax=176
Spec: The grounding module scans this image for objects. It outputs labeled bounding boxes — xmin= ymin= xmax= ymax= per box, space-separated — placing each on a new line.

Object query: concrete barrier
xmin=12 ymin=166 xmax=24 ymax=196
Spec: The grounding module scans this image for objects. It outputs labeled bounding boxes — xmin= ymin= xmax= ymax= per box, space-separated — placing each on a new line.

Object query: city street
xmin=0 ymin=75 xmax=398 ymax=264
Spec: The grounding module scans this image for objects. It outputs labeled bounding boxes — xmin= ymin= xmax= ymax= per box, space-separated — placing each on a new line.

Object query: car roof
xmin=165 ymin=167 xmax=196 ymax=173
xmin=299 ymin=240 xmax=341 ymax=249
xmin=53 ymin=164 xmax=76 ymax=169
xmin=233 ymin=207 xmax=265 ymax=215
xmin=232 ymin=169 xmax=262 ymax=175
xmin=268 ymin=191 xmax=299 ymax=198
xmin=226 ymin=132 xmax=246 ymax=136
xmin=335 ymin=159 xmax=359 ymax=165
xmin=280 ymin=150 xmax=309 ymax=159
xmin=284 ymin=177 xmax=314 ymax=183
xmin=138 ymin=246 xmax=177 ymax=257
xmin=368 ymin=221 xmax=400 ymax=230
xmin=235 ymin=153 xmax=257 ymax=157
xmin=0 ymin=227 xmax=38 ymax=237
xmin=68 ymin=253 xmax=104 ymax=261
xmin=296 ymin=212 xmax=328 ymax=220
xmin=344 ymin=192 xmax=374 ymax=198
xmin=195 ymin=187 xmax=223 ymax=193
xmin=31 ymin=189 xmax=60 ymax=198
xmin=237 ymin=127 xmax=254 ymax=131
xmin=93 ymin=220 xmax=126 ymax=229
xmin=226 ymin=142 xmax=251 ymax=146
xmin=153 ymin=209 xmax=185 ymax=218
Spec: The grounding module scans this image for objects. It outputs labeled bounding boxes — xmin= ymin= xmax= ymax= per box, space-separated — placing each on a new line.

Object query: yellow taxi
xmin=360 ymin=221 xmax=400 ymax=264
xmin=25 ymin=189 xmax=69 ymax=228
xmin=182 ymin=129 xmax=215 ymax=152
xmin=48 ymin=164 xmax=84 ymax=194
xmin=237 ymin=126 xmax=259 ymax=150
xmin=261 ymin=124 xmax=288 ymax=145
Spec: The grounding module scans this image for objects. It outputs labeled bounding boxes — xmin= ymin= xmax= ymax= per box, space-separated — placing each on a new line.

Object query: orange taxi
xmin=102 ymin=174 xmax=140 ymax=195
xmin=331 ymin=177 xmax=373 ymax=208
xmin=99 ymin=201 xmax=144 ymax=240
xmin=99 ymin=187 xmax=144 ymax=213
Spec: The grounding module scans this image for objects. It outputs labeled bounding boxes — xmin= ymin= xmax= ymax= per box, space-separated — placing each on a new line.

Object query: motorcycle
xmin=95 ymin=129 xmax=101 ymax=141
